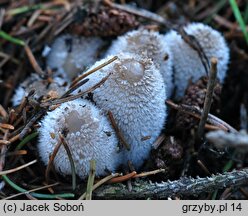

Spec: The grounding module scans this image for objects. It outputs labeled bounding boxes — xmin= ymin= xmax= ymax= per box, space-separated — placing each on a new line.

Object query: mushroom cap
xmin=164 ymin=22 xmax=229 ymax=99
xmin=46 ymin=34 xmax=105 ymax=80
xmin=105 ymin=29 xmax=173 ymax=97
xmin=75 ymin=53 xmax=167 ymax=169
xmin=38 ymin=99 xmax=121 ymax=179
xmin=12 ymin=73 xmax=67 ymax=106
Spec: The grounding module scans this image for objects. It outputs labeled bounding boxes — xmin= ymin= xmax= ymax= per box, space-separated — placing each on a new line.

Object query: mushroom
xmin=12 ymin=73 xmax=67 ymax=106
xmin=164 ymin=22 xmax=229 ymax=99
xmin=45 ymin=34 xmax=105 ymax=81
xmin=38 ymin=99 xmax=121 ymax=179
xmin=75 ymin=53 xmax=167 ymax=169
xmin=106 ymin=29 xmax=173 ymax=97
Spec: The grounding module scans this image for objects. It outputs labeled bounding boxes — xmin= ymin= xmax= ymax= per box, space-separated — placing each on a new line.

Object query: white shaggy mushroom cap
xmin=46 ymin=34 xmax=105 ymax=80
xmin=106 ymin=29 xmax=173 ymax=97
xmin=75 ymin=53 xmax=167 ymax=169
xmin=38 ymin=99 xmax=121 ymax=179
xmin=12 ymin=73 xmax=67 ymax=106
xmin=164 ymin=22 xmax=230 ymax=99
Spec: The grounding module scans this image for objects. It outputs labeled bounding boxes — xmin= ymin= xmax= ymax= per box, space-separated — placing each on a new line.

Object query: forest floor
xmin=0 ymin=0 xmax=248 ymax=200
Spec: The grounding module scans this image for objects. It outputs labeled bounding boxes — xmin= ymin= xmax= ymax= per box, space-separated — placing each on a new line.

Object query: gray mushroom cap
xmin=106 ymin=29 xmax=173 ymax=97
xmin=164 ymin=22 xmax=229 ymax=99
xmin=38 ymin=99 xmax=121 ymax=179
xmin=12 ymin=73 xmax=67 ymax=106
xmin=45 ymin=34 xmax=105 ymax=81
xmin=74 ymin=53 xmax=167 ymax=169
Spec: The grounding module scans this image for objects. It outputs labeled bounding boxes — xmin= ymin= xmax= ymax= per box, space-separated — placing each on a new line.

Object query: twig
xmin=85 ymin=160 xmax=96 ymax=200
xmin=79 ymin=173 xmax=121 ymax=200
xmin=166 ymin=100 xmax=237 ymax=133
xmin=108 ymin=171 xmax=137 ymax=183
xmin=206 ymin=130 xmax=248 ymax=151
xmin=94 ymin=168 xmax=248 ymax=199
xmin=70 ymin=56 xmax=117 ymax=88
xmin=19 ymin=109 xmax=46 ymax=139
xmin=220 ymin=187 xmax=232 ymax=200
xmin=41 ymin=73 xmax=111 ymax=107
xmin=153 ymin=134 xmax=166 ymax=150
xmin=54 ymin=8 xmax=75 ymax=36
xmin=0 ymin=159 xmax=37 ymax=176
xmin=133 ymin=169 xmax=165 ymax=178
xmin=197 ymin=160 xmax=211 ymax=175
xmin=108 ymin=110 xmax=131 ymax=151
xmin=197 ymin=58 xmax=218 ymax=138
xmin=61 ymin=78 xmax=89 ymax=98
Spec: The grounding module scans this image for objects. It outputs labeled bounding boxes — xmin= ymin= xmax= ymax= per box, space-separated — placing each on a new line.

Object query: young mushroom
xmin=45 ymin=34 xmax=105 ymax=81
xmin=38 ymin=99 xmax=121 ymax=179
xmin=164 ymin=22 xmax=229 ymax=99
xmin=75 ymin=53 xmax=167 ymax=169
xmin=12 ymin=73 xmax=67 ymax=106
xmin=105 ymin=29 xmax=173 ymax=97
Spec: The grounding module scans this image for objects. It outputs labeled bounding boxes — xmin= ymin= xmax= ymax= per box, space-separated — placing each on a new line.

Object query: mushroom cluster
xmin=74 ymin=53 xmax=167 ymax=169
xmin=12 ymin=22 xmax=229 ymax=179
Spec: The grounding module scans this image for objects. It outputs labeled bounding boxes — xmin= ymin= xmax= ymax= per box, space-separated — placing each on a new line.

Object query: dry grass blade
xmin=3 ymin=182 xmax=60 ymax=200
xmin=0 ymin=123 xmax=14 ymax=130
xmin=0 ymin=159 xmax=37 ymax=176
xmin=85 ymin=160 xmax=96 ymax=200
xmin=4 ymin=150 xmax=27 ymax=157
xmin=198 ymin=57 xmax=218 ymax=138
xmin=41 ymin=73 xmax=112 ymax=107
xmin=24 ymin=44 xmax=45 ymax=76
xmin=0 ymin=104 xmax=8 ymax=118
xmin=59 ymin=133 xmax=77 ymax=190
xmin=0 ymin=140 xmax=10 ymax=145
xmin=70 ymin=55 xmax=118 ymax=88
xmin=108 ymin=110 xmax=131 ymax=151
xmin=79 ymin=173 xmax=121 ymax=200
xmin=153 ymin=134 xmax=166 ymax=150
xmin=197 ymin=160 xmax=211 ymax=175
xmin=104 ymin=0 xmax=171 ymax=27
xmin=61 ymin=78 xmax=89 ymax=98
xmin=108 ymin=171 xmax=137 ymax=183
xmin=45 ymin=139 xmax=63 ymax=185
xmin=54 ymin=8 xmax=76 ymax=36
xmin=132 ymin=169 xmax=165 ymax=178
